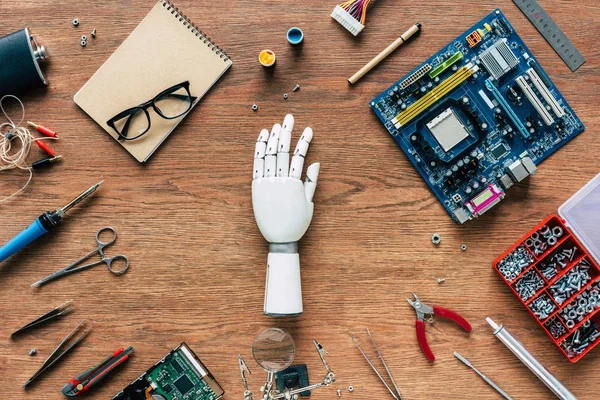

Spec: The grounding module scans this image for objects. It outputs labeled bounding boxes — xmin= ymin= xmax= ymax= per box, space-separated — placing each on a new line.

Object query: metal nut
xmin=82 ymin=35 xmax=87 ymax=41
xmin=252 ymin=104 xmax=258 ymax=111
xmin=283 ymin=93 xmax=288 ymax=99
xmin=81 ymin=40 xmax=87 ymax=47
xmin=72 ymin=19 xmax=79 ymax=26
xmin=348 ymin=386 xmax=354 ymax=392
xmin=431 ymin=234 xmax=441 ymax=245
xmin=461 ymin=244 xmax=467 ymax=251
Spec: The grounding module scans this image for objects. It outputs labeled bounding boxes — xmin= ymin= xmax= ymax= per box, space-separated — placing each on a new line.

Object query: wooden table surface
xmin=1 ymin=0 xmax=599 ymax=398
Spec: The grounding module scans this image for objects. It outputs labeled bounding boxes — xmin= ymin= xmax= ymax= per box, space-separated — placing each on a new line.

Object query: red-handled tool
xmin=61 ymin=346 xmax=134 ymax=397
xmin=407 ymin=292 xmax=471 ymax=362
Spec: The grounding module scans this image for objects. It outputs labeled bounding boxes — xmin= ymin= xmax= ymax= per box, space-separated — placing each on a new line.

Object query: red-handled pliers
xmin=61 ymin=346 xmax=134 ymax=396
xmin=407 ymin=293 xmax=471 ymax=362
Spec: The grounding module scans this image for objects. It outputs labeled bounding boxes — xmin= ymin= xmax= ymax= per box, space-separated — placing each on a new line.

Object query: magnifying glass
xmin=252 ymin=328 xmax=295 ymax=373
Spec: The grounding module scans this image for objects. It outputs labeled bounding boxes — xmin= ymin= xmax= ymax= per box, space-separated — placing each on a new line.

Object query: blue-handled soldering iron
xmin=0 ymin=181 xmax=104 ymax=264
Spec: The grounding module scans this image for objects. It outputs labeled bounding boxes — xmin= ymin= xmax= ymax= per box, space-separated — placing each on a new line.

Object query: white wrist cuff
xmin=264 ymin=246 xmax=302 ymax=316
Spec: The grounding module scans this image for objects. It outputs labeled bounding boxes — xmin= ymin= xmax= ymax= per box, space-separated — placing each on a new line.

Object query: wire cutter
xmin=62 ymin=346 xmax=134 ymax=396
xmin=407 ymin=292 xmax=472 ymax=362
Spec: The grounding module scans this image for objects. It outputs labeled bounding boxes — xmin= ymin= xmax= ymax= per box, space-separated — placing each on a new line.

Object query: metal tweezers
xmin=351 ymin=328 xmax=403 ymax=400
xmin=23 ymin=320 xmax=92 ymax=387
xmin=10 ymin=300 xmax=74 ymax=337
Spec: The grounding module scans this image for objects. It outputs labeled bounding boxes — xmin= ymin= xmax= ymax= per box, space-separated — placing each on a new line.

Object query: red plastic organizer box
xmin=493 ymin=173 xmax=600 ymax=363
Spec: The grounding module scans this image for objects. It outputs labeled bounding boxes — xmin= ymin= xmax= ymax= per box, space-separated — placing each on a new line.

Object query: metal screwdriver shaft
xmin=454 ymin=352 xmax=513 ymax=400
xmin=0 ymin=181 xmax=104 ymax=263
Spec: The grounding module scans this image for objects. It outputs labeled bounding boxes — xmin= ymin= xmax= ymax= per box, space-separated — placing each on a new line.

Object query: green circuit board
xmin=113 ymin=343 xmax=224 ymax=400
xmin=146 ymin=345 xmax=219 ymax=399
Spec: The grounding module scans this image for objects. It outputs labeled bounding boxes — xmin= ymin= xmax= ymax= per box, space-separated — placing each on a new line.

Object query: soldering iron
xmin=0 ymin=181 xmax=103 ymax=263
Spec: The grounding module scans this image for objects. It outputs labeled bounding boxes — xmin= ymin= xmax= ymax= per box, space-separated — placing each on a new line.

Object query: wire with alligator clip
xmin=0 ymin=95 xmax=58 ymax=202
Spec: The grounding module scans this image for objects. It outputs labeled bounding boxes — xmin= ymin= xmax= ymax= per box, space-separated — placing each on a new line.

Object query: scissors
xmin=31 ymin=227 xmax=129 ymax=287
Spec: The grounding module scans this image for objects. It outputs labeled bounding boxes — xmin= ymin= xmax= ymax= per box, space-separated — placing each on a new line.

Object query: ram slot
xmin=485 ymin=79 xmax=530 ymax=139
xmin=516 ymin=76 xmax=554 ymax=125
xmin=526 ymin=68 xmax=565 ymax=118
xmin=392 ymin=64 xmax=476 ymax=128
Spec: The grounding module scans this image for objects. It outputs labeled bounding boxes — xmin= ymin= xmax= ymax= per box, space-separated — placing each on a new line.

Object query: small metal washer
xmin=552 ymin=226 xmax=563 ymax=237
xmin=348 ymin=386 xmax=354 ymax=392
xmin=431 ymin=234 xmax=441 ymax=245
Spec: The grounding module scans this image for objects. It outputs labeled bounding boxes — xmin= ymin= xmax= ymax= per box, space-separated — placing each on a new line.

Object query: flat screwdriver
xmin=0 ymin=181 xmax=104 ymax=263
xmin=454 ymin=352 xmax=513 ymax=400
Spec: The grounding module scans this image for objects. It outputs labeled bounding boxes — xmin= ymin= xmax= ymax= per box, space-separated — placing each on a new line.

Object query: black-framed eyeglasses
xmin=106 ymin=81 xmax=197 ymax=141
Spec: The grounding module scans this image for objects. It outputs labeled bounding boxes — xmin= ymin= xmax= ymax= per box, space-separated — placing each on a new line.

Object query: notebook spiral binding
xmin=162 ymin=0 xmax=230 ymax=62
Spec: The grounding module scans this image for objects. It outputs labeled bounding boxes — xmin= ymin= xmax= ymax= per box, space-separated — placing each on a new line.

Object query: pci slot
xmin=399 ymin=64 xmax=432 ymax=90
xmin=485 ymin=79 xmax=530 ymax=139
xmin=516 ymin=75 xmax=554 ymax=125
xmin=392 ymin=64 xmax=477 ymax=128
xmin=429 ymin=52 xmax=463 ymax=79
xmin=526 ymin=68 xmax=565 ymax=118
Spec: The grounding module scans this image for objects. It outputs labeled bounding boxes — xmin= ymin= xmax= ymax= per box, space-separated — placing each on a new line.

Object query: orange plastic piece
xmin=466 ymin=31 xmax=482 ymax=48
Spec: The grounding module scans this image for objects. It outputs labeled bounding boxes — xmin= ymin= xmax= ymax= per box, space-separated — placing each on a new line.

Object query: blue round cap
xmin=287 ymin=27 xmax=304 ymax=45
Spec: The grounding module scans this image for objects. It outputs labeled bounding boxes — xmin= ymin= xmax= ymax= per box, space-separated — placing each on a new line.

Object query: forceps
xmin=31 ymin=227 xmax=129 ymax=287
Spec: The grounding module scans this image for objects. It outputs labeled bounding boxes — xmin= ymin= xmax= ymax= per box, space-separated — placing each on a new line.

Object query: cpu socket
xmin=426 ymin=108 xmax=470 ymax=152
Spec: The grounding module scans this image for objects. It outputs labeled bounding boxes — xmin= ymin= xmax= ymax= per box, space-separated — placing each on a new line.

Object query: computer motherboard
xmin=113 ymin=343 xmax=224 ymax=400
xmin=370 ymin=9 xmax=584 ymax=224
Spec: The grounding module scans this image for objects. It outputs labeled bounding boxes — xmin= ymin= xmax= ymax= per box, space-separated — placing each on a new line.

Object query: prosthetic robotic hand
xmin=252 ymin=114 xmax=320 ymax=316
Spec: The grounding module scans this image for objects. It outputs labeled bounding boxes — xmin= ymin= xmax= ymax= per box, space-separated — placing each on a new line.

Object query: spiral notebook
xmin=74 ymin=0 xmax=232 ymax=162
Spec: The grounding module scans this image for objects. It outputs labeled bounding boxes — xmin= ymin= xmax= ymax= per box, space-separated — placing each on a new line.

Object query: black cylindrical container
xmin=0 ymin=27 xmax=48 ymax=97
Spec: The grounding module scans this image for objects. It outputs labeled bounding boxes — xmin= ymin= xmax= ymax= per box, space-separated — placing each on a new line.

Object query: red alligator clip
xmin=407 ymin=292 xmax=472 ymax=362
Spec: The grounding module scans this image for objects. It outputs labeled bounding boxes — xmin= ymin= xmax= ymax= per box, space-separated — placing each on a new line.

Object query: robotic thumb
xmin=304 ymin=163 xmax=320 ymax=202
